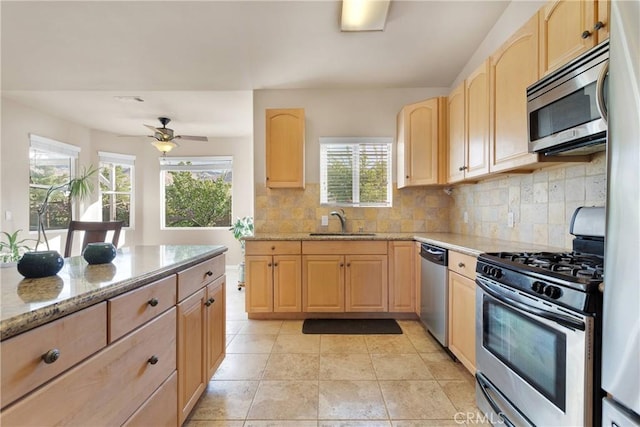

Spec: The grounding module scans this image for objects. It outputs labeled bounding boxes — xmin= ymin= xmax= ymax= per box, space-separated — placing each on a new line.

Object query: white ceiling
xmin=1 ymin=0 xmax=510 ymax=137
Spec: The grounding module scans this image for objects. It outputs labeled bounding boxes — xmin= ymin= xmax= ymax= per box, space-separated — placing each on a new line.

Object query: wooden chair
xmin=64 ymin=221 xmax=124 ymax=257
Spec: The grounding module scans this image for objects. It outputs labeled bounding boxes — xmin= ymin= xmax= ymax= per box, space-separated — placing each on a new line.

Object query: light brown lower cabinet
xmin=388 ymin=241 xmax=416 ymax=312
xmin=302 ymin=245 xmax=388 ymax=313
xmin=447 ymin=251 xmax=478 ymax=374
xmin=123 ymin=371 xmax=178 ymax=427
xmin=0 ymin=308 xmax=177 ymax=426
xmin=177 ymin=270 xmax=227 ymax=425
xmin=177 ymin=288 xmax=207 ymax=424
xmin=245 ymin=240 xmax=302 ymax=313
xmin=0 ymin=253 xmax=226 ymax=427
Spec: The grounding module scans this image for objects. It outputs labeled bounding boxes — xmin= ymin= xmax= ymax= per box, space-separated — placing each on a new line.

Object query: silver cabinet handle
xmin=458 ymin=262 xmax=465 ymax=268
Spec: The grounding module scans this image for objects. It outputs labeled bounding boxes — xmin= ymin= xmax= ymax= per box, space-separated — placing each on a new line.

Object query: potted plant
xmin=18 ymin=165 xmax=97 ymax=278
xmin=229 ymin=216 xmax=253 ymax=290
xmin=0 ymin=229 xmax=35 ymax=267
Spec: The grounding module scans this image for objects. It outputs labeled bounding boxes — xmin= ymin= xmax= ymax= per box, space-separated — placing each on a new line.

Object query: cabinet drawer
xmin=448 ymin=251 xmax=477 ymax=280
xmin=0 ymin=302 xmax=107 ymax=409
xmin=177 ymin=254 xmax=225 ymax=301
xmin=1 ymin=308 xmax=176 ymax=427
xmin=302 ymin=241 xmax=387 ymax=255
xmin=108 ymin=275 xmax=177 ymax=342
xmin=123 ymin=371 xmax=177 ymax=427
xmin=245 ymin=240 xmax=301 ymax=255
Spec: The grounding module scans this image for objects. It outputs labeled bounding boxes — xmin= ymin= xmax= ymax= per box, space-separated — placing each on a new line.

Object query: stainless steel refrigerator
xmin=602 ymin=0 xmax=640 ymax=425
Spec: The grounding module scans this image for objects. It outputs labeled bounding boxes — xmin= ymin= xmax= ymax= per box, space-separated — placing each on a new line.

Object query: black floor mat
xmin=302 ymin=318 xmax=402 ymax=334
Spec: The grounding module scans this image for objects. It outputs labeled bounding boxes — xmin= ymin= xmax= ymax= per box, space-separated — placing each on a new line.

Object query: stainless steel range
xmin=475 ymin=207 xmax=604 ymax=427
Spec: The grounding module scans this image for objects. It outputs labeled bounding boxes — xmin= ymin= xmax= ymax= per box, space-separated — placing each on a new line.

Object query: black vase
xmin=17 ymin=251 xmax=64 ymax=278
xmin=82 ymin=243 xmax=116 ymax=265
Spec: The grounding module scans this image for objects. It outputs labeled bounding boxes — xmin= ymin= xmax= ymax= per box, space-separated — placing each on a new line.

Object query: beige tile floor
xmin=185 ymin=269 xmax=484 ymax=427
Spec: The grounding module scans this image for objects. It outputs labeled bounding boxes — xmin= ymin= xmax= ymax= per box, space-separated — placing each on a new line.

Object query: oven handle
xmin=476 ymin=279 xmax=586 ymax=331
xmin=476 ymin=372 xmax=534 ymax=427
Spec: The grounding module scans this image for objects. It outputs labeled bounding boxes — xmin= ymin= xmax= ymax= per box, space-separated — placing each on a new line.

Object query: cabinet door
xmin=490 ymin=13 xmax=541 ymax=173
xmin=245 ymin=255 xmax=274 ymax=313
xmin=206 ymin=277 xmax=226 ymax=380
xmin=273 ymin=255 xmax=302 ymax=312
xmin=465 ymin=60 xmax=490 ymax=179
xmin=177 ymin=289 xmax=206 ymax=425
xmin=447 ymin=82 xmax=466 ymax=184
xmin=388 ymin=242 xmax=416 ymax=312
xmin=596 ymin=0 xmax=609 ymax=41
xmin=303 ymin=255 xmax=344 ymax=312
xmin=539 ymin=0 xmax=597 ymax=76
xmin=397 ymin=98 xmax=445 ymax=187
xmin=345 ymin=255 xmax=388 ymax=312
xmin=266 ymin=108 xmax=305 ymax=189
xmin=448 ymin=271 xmax=476 ymax=374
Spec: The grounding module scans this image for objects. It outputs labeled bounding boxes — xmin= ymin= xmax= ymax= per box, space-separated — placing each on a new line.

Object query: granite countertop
xmin=245 ymin=232 xmax=566 ymax=257
xmin=0 ymin=245 xmax=227 ymax=341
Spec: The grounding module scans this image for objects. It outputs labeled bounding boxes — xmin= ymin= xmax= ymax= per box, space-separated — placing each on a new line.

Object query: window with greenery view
xmin=160 ymin=157 xmax=232 ymax=228
xmin=29 ymin=135 xmax=80 ymax=231
xmin=99 ymin=152 xmax=134 ymax=227
xmin=320 ymin=137 xmax=392 ymax=207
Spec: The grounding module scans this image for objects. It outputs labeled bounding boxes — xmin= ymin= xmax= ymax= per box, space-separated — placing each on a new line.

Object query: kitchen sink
xmin=309 ymin=232 xmax=376 ymax=236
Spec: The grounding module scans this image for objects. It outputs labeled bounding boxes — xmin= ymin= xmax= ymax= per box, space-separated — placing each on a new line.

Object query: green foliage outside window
xmin=29 ymin=158 xmax=72 ymax=231
xmin=100 ymin=163 xmax=132 ymax=227
xmin=164 ymin=169 xmax=232 ymax=228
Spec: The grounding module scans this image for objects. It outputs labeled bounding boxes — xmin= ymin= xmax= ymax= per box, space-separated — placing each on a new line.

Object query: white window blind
xmin=320 ymin=137 xmax=392 ymax=207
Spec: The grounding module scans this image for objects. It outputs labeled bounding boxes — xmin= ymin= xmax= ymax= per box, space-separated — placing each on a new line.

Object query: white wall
xmin=253 ymin=87 xmax=449 ymax=184
xmin=449 ymin=0 xmax=546 ymax=90
xmin=1 ymin=97 xmax=94 ymax=253
xmin=1 ymin=97 xmax=253 ymax=264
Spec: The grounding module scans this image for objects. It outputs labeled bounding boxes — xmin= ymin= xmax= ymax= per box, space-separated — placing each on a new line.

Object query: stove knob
xmin=544 ymin=285 xmax=562 ymax=299
xmin=482 ymin=265 xmax=491 ymax=274
xmin=493 ymin=268 xmax=503 ymax=279
xmin=532 ymin=281 xmax=546 ymax=294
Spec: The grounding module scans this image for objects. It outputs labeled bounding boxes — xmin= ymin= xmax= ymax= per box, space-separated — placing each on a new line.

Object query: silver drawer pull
xmin=42 ymin=349 xmax=60 ymax=364
xmin=148 ymin=298 xmax=159 ymax=307
xmin=458 ymin=262 xmax=465 ymax=268
xmin=148 ymin=355 xmax=159 ymax=365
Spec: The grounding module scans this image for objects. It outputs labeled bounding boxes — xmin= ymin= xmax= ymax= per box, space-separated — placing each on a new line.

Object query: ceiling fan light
xmin=341 ymin=0 xmax=390 ymax=32
xmin=151 ymin=140 xmax=177 ymax=154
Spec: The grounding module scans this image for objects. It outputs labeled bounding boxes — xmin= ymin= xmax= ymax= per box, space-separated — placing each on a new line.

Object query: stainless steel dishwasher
xmin=419 ymin=243 xmax=448 ymax=347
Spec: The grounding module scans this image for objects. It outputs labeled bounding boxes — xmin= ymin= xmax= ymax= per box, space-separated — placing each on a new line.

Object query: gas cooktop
xmin=484 ymin=251 xmax=604 ymax=282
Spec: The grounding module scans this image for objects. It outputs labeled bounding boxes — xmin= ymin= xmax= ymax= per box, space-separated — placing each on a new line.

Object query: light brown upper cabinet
xmin=447 ymin=82 xmax=466 ymax=184
xmin=397 ymin=97 xmax=447 ymax=187
xmin=265 ymin=108 xmax=305 ymax=189
xmin=539 ymin=0 xmax=609 ymax=76
xmin=464 ymin=60 xmax=491 ymax=179
xmin=489 ymin=14 xmax=543 ymax=173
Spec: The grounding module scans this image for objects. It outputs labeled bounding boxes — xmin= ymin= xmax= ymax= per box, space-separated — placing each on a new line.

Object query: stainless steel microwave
xmin=527 ymin=40 xmax=609 ymax=156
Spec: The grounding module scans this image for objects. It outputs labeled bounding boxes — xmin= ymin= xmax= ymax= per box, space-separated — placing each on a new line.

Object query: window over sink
xmin=320 ymin=137 xmax=392 ymax=207
xmin=160 ymin=156 xmax=232 ymax=229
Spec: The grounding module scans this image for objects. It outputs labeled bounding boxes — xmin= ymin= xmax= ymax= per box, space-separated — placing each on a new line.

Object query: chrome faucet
xmin=330 ymin=209 xmax=347 ymax=234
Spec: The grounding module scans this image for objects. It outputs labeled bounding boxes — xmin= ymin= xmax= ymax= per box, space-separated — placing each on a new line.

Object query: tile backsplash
xmin=254 ymin=153 xmax=606 ymax=249
xmin=254 ymin=184 xmax=451 ymax=234
xmin=449 ymin=152 xmax=607 ymax=249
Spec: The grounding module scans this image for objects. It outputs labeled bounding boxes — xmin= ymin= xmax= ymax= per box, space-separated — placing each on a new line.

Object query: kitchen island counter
xmin=0 ymin=245 xmax=226 ymax=340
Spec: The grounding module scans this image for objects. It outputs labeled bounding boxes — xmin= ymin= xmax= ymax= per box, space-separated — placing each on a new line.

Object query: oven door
xmin=475 ymin=276 xmax=594 ymax=427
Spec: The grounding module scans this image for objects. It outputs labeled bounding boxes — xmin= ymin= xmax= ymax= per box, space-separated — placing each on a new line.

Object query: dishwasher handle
xmin=420 ymin=244 xmax=447 ymax=265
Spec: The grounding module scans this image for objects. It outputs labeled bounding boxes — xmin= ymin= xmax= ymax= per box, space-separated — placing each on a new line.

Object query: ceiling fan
xmin=144 ymin=117 xmax=208 ymax=154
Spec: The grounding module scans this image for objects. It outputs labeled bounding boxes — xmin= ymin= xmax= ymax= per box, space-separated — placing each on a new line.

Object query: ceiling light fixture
xmin=151 ymin=140 xmax=177 ymax=155
xmin=341 ymin=0 xmax=390 ymax=32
